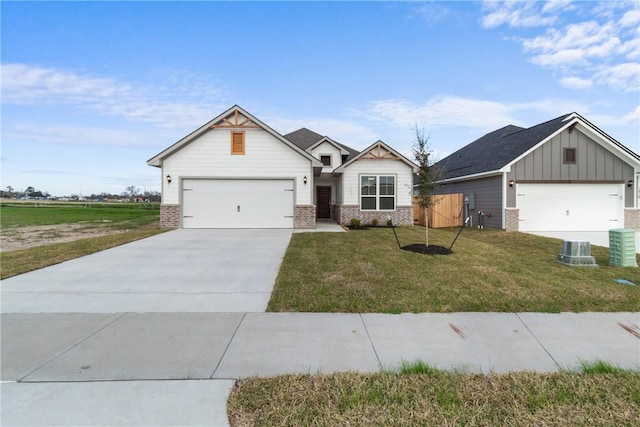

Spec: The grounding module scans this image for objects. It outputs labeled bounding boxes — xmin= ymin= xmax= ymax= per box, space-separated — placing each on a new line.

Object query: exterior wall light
xmin=166 ymin=175 xmax=172 ymax=184
xmin=509 ymin=179 xmax=515 ymax=187
xmin=303 ymin=176 xmax=308 ymax=185
xmin=628 ymin=180 xmax=633 ymax=188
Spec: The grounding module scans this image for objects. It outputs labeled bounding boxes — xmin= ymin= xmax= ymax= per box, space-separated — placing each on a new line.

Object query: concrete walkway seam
xmin=209 ymin=312 xmax=247 ymax=379
xmin=359 ymin=313 xmax=383 ymax=371
xmin=17 ymin=312 xmax=128 ymax=382
xmin=514 ymin=312 xmax=561 ymax=370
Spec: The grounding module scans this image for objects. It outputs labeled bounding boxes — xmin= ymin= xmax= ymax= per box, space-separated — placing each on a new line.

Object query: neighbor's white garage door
xmin=516 ymin=183 xmax=624 ymax=232
xmin=182 ymin=179 xmax=294 ymax=228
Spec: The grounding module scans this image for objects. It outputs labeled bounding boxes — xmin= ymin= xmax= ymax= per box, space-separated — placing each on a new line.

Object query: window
xmin=563 ymin=147 xmax=576 ymax=164
xmin=361 ymin=175 xmax=395 ymax=210
xmin=231 ymin=131 xmax=245 ymax=155
xmin=320 ymin=155 xmax=332 ymax=166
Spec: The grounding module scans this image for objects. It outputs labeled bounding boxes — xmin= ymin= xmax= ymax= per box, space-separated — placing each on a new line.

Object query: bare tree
xmin=125 ymin=185 xmax=139 ymax=199
xmin=412 ymin=125 xmax=440 ymax=247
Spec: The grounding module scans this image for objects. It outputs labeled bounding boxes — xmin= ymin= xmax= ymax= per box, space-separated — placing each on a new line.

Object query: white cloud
xmin=481 ymin=1 xmax=640 ymax=92
xmin=3 ymin=123 xmax=163 ymax=147
xmin=480 ymin=0 xmax=563 ymax=29
xmin=559 ymin=76 xmax=593 ymax=90
xmin=353 ymin=96 xmax=589 ymax=133
xmin=412 ymin=2 xmax=451 ymax=25
xmin=591 ymin=105 xmax=640 ymax=127
xmin=620 ymin=8 xmax=640 ymax=27
xmin=1 ymin=63 xmax=229 ymax=128
xmin=594 ymin=63 xmax=640 ymax=92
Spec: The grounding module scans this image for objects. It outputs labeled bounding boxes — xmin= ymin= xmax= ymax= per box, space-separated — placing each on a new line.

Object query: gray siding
xmin=437 ymin=175 xmax=503 ymax=229
xmin=507 ymin=128 xmax=635 ymax=207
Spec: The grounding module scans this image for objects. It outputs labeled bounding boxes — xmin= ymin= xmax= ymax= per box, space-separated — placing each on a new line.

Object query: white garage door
xmin=182 ymin=179 xmax=294 ymax=228
xmin=516 ymin=183 xmax=624 ymax=232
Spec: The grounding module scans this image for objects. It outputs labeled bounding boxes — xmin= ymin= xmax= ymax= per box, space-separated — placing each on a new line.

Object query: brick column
xmin=505 ymin=208 xmax=519 ymax=232
xmin=160 ymin=204 xmax=180 ymax=228
xmin=624 ymin=208 xmax=640 ymax=231
xmin=294 ymin=205 xmax=316 ymax=228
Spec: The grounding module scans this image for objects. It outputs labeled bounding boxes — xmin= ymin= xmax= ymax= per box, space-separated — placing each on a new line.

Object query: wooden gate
xmin=413 ymin=194 xmax=464 ymax=228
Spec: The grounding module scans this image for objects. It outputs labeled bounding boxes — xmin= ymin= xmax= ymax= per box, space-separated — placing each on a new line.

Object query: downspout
xmin=501 ymin=172 xmax=508 ymax=230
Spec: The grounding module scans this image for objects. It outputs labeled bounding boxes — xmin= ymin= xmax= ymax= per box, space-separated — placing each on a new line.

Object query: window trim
xmin=231 ymin=131 xmax=245 ymax=155
xmin=360 ymin=174 xmax=396 ymax=211
xmin=320 ymin=154 xmax=332 ymax=167
xmin=563 ymin=147 xmax=576 ymax=164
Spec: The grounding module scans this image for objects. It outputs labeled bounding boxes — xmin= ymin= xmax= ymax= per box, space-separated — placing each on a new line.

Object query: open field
xmin=1 ymin=201 xmax=160 ymax=252
xmin=1 ymin=200 xmax=159 ymax=228
xmin=268 ymin=227 xmax=640 ymax=313
xmin=1 ymin=201 xmax=164 ymax=279
xmin=227 ymin=364 xmax=640 ymax=426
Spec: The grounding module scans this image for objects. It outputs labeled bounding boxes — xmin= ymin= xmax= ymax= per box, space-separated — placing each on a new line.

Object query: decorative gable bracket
xmin=210 ymin=109 xmax=261 ymax=129
xmin=360 ymin=142 xmax=401 ymax=160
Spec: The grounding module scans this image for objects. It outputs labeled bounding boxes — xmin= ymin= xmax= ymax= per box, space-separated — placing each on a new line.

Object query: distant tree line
xmin=1 ymin=185 xmax=160 ymax=202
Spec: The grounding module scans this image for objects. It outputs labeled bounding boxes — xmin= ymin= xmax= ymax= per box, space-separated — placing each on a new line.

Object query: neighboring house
xmin=147 ymin=105 xmax=417 ymax=229
xmin=433 ymin=112 xmax=640 ymax=233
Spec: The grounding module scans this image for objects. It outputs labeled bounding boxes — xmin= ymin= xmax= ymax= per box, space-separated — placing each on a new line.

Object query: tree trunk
xmin=425 ymin=209 xmax=429 ymax=247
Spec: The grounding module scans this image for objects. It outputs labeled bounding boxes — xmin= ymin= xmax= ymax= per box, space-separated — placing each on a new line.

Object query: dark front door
xmin=316 ymin=186 xmax=331 ymax=219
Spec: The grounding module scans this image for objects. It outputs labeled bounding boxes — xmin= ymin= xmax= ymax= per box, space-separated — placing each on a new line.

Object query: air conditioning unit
xmin=556 ymin=241 xmax=597 ymax=267
xmin=609 ymin=229 xmax=638 ymax=267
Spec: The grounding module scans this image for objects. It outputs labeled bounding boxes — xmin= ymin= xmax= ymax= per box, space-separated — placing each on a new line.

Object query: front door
xmin=316 ymin=186 xmax=331 ymax=219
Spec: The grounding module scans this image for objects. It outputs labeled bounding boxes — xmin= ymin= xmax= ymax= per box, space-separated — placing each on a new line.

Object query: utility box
xmin=557 ymin=241 xmax=597 ymax=267
xmin=609 ymin=229 xmax=638 ymax=267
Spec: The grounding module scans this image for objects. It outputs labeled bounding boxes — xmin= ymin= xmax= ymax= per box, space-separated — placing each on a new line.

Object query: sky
xmin=2 ymin=0 xmax=639 ymax=197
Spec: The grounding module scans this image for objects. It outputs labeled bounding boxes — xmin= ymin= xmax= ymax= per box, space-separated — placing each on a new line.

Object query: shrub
xmin=386 ymin=218 xmax=393 ymax=227
xmin=350 ymin=218 xmax=362 ymax=229
xmin=371 ymin=218 xmax=379 ymax=227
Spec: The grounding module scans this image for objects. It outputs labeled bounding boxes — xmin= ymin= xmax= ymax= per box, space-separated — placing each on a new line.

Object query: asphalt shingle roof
xmin=436 ymin=113 xmax=573 ymax=180
xmin=284 ymin=128 xmax=360 ymax=161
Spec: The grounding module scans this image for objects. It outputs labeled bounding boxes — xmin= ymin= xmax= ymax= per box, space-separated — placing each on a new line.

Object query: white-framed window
xmin=360 ymin=175 xmax=395 ymax=210
xmin=320 ymin=154 xmax=332 ymax=166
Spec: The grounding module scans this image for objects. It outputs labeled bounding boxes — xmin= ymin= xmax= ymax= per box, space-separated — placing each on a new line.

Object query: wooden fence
xmin=413 ymin=193 xmax=464 ymax=228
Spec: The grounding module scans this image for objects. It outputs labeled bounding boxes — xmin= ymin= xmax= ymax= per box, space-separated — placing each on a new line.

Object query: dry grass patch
xmin=1 ymin=228 xmax=166 ymax=279
xmin=268 ymin=227 xmax=640 ymax=312
xmin=228 ymin=370 xmax=640 ymax=426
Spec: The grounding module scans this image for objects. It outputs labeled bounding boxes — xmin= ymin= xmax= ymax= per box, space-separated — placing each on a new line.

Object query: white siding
xmin=341 ymin=159 xmax=414 ymax=206
xmin=162 ymin=128 xmax=313 ymax=205
xmin=309 ymin=141 xmax=343 ymax=172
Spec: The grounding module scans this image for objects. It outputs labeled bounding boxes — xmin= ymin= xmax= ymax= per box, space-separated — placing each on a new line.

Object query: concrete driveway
xmin=1 ymin=229 xmax=293 ymax=313
xmin=1 ymin=229 xmax=292 ymax=426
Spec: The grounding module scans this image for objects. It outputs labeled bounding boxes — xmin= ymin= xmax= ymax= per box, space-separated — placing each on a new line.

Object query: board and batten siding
xmin=161 ymin=128 xmax=313 ymax=205
xmin=341 ymin=159 xmax=414 ymax=207
xmin=437 ymin=175 xmax=503 ymax=229
xmin=506 ymin=128 xmax=636 ymax=208
xmin=309 ymin=141 xmax=343 ymax=172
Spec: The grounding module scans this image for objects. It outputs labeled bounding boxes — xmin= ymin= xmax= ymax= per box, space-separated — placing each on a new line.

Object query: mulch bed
xmin=401 ymin=244 xmax=452 ymax=255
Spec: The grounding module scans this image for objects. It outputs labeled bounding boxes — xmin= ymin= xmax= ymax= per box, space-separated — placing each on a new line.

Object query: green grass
xmin=0 ymin=202 xmax=160 ymax=229
xmin=578 ymin=360 xmax=635 ymax=374
xmin=227 ymin=367 xmax=640 ymax=426
xmin=267 ymin=226 xmax=640 ymax=313
xmin=1 ymin=229 xmax=166 ymax=279
xmin=1 ymin=202 xmax=165 ymax=279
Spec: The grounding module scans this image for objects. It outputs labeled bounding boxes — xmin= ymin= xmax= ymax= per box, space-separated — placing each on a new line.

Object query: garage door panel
xmin=182 ymin=179 xmax=294 ymax=229
xmin=517 ymin=184 xmax=624 ymax=232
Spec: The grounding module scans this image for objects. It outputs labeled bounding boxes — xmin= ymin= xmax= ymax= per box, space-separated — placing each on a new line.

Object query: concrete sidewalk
xmin=2 ymin=311 xmax=639 ymax=426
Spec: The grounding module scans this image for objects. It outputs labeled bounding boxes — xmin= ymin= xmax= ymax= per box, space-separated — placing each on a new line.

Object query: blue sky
xmin=2 ymin=0 xmax=639 ymax=196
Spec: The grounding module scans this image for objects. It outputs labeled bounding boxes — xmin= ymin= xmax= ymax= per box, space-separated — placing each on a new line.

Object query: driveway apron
xmin=1 ymin=229 xmax=292 ymax=427
xmin=1 ymin=229 xmax=293 ymax=313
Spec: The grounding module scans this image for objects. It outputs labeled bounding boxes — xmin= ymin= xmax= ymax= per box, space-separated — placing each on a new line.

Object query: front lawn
xmin=267 ymin=227 xmax=640 ymax=313
xmin=228 ymin=367 xmax=640 ymax=426
xmin=0 ymin=201 xmax=160 ymax=229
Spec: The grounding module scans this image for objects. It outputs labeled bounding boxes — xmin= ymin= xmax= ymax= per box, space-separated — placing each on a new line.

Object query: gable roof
xmin=436 ymin=112 xmax=640 ymax=181
xmin=147 ymin=105 xmax=322 ymax=167
xmin=284 ymin=128 xmax=360 ymax=160
xmin=334 ymin=140 xmax=418 ymax=173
